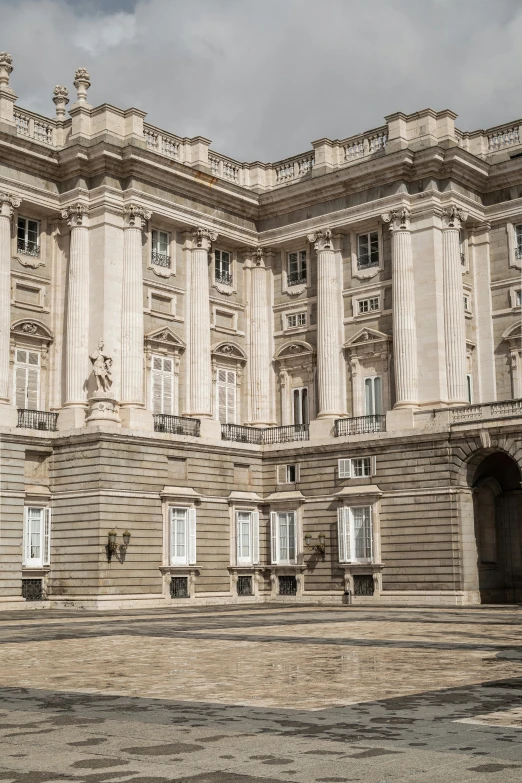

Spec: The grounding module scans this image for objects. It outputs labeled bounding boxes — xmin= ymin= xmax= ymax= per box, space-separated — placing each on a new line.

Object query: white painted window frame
xmin=23 ymin=506 xmax=50 ymax=568
xmin=216 ymin=366 xmax=237 ymax=423
xmin=235 ymin=510 xmax=260 ymax=566
xmin=337 ymin=505 xmax=373 ymax=564
xmin=282 ymin=247 xmax=310 ymax=293
xmin=507 ymin=220 xmax=522 ymax=271
xmin=350 ymin=225 xmax=383 ymax=281
xmin=148 ymin=226 xmax=176 ymax=278
xmin=364 ymin=375 xmax=383 ymax=416
xmin=270 ymin=510 xmax=299 ymax=565
xmin=338 ymin=456 xmax=376 ymax=479
xmin=150 ymin=353 xmax=176 ymax=415
xmin=277 ymin=464 xmax=300 ymax=485
xmin=169 ymin=505 xmax=197 ymax=566
xmin=13 ymin=348 xmax=40 ymax=410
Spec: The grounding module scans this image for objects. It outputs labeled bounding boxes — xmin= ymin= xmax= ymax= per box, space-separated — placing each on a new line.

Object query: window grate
xmin=353 ymin=575 xmax=374 ymax=596
xmin=278 ymin=575 xmax=297 ymax=596
xmin=17 ymin=410 xmax=58 ymax=431
xmin=22 ymin=579 xmax=43 ymax=601
xmin=215 ymin=270 xmax=233 ymax=286
xmin=154 ymin=415 xmax=200 ymax=437
xmin=151 ymin=251 xmax=170 ymax=268
xmin=170 ymin=576 xmax=189 ymax=598
xmin=237 ymin=575 xmax=253 ymax=596
xmin=287 ymin=271 xmax=307 ymax=287
xmin=334 ymin=415 xmax=385 ymax=437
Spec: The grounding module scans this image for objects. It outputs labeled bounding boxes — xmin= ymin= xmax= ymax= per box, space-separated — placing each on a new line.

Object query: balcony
xmin=17 ymin=409 xmax=57 ymax=431
xmin=334 ymin=415 xmax=386 ymax=437
xmin=287 ymin=271 xmax=307 ymax=287
xmin=221 ymin=423 xmax=310 ymax=445
xmin=153 ymin=414 xmax=200 ymax=437
xmin=151 ymin=251 xmax=170 ymax=268
xmin=17 ymin=239 xmax=40 ymax=258
xmin=215 ymin=269 xmax=233 ymax=286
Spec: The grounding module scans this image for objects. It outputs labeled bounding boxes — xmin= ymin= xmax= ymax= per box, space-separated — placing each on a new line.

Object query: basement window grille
xmin=237 ymin=575 xmax=253 ymax=596
xmin=170 ymin=576 xmax=189 ymax=598
xmin=353 ymin=574 xmax=374 ymax=596
xmin=22 ymin=579 xmax=43 ymax=601
xmin=278 ymin=575 xmax=297 ymax=596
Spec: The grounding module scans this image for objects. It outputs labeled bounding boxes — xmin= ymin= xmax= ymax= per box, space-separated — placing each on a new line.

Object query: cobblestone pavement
xmin=1 ymin=605 xmax=522 ymax=782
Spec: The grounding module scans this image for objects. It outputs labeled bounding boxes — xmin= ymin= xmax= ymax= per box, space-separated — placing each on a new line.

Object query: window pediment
xmin=211 ymin=341 xmax=247 ymax=363
xmin=345 ymin=328 xmax=390 ymax=359
xmin=11 ymin=319 xmax=53 ymax=346
xmin=503 ymin=322 xmax=522 ymax=348
xmin=275 ymin=340 xmax=315 ymax=361
xmin=145 ymin=326 xmax=185 ymax=353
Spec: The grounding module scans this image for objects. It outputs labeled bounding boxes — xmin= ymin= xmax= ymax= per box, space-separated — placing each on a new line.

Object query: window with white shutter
xmin=14 ymin=349 xmax=40 ymax=410
xmin=337 ymin=506 xmax=373 ymax=563
xmin=236 ymin=510 xmax=260 ymax=565
xmin=23 ymin=506 xmax=50 ymax=567
xmin=151 ymin=355 xmax=174 ymax=414
xmin=216 ymin=368 xmax=236 ymax=423
xmin=270 ymin=511 xmax=297 ymax=565
xmin=169 ymin=507 xmax=196 ymax=565
xmin=364 ymin=376 xmax=383 ymax=415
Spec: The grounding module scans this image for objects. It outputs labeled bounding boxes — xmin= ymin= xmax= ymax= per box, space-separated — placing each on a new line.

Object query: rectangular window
xmin=357 ymin=232 xmax=379 ymax=270
xmin=467 ymin=374 xmax=473 ymax=404
xmin=277 ymin=464 xmax=299 ymax=484
xmin=150 ymin=292 xmax=173 ymax=314
xmin=287 ymin=250 xmax=307 ymax=286
xmin=293 ymin=386 xmax=309 ymax=425
xmin=338 ymin=457 xmax=375 ymax=479
xmin=516 ymin=225 xmax=522 ymax=260
xmin=23 ymin=506 xmax=50 ymax=567
xmin=217 ymin=368 xmax=236 ymax=423
xmin=169 ymin=507 xmax=196 ymax=565
xmin=17 ymin=217 xmax=40 ymax=257
xmin=364 ymin=376 xmax=383 ymax=415
xmin=151 ymin=230 xmax=170 ymax=268
xmin=516 ymin=290 xmax=522 ymax=306
xmin=271 ymin=511 xmax=297 ymax=565
xmin=151 ymin=355 xmax=174 ymax=414
xmin=236 ymin=510 xmax=260 ymax=565
xmin=215 ymin=249 xmax=232 ymax=285
xmin=286 ymin=312 xmax=307 ymax=329
xmin=358 ymin=297 xmax=380 ymax=314
xmin=337 ymin=506 xmax=373 ymax=563
xmin=14 ymin=349 xmax=40 ymax=410
xmin=463 ymin=294 xmax=471 ymax=312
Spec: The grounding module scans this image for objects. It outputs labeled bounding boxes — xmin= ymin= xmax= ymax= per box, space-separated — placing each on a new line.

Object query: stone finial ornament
xmin=53 ymin=85 xmax=69 ymax=118
xmin=73 ymin=67 xmax=91 ymax=103
xmin=0 ymin=52 xmax=13 ymax=89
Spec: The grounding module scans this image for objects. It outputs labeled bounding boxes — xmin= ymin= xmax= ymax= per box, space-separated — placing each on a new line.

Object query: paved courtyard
xmin=0 ymin=605 xmax=522 ymax=782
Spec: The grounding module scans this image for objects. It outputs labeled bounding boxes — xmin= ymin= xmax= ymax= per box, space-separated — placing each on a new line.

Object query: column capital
xmin=307 ymin=227 xmax=333 ymax=251
xmin=192 ymin=226 xmax=218 ymax=250
xmin=62 ymin=204 xmax=88 ymax=227
xmin=442 ymin=205 xmax=467 ymax=230
xmin=0 ymin=192 xmax=20 ymax=218
xmin=123 ymin=203 xmax=151 ymax=230
xmin=382 ymin=207 xmax=411 ymax=232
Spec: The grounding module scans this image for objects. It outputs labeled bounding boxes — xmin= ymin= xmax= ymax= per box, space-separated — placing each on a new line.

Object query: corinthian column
xmin=308 ymin=228 xmax=344 ymax=418
xmin=248 ymin=247 xmax=272 ymax=426
xmin=58 ymin=204 xmax=89 ymax=430
xmin=0 ymin=193 xmax=20 ymax=426
xmin=186 ymin=227 xmax=216 ymax=419
xmin=442 ymin=206 xmax=468 ymax=404
xmin=120 ymin=204 xmax=153 ymax=429
xmin=382 ymin=209 xmax=418 ymax=407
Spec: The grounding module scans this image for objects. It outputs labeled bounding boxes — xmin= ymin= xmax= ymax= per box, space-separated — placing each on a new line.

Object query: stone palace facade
xmin=1 ymin=54 xmax=521 ymax=609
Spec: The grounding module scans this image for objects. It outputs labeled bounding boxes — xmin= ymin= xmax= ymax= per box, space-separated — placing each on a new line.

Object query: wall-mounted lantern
xmin=107 ymin=529 xmax=131 ymax=563
xmin=304 ymin=532 xmax=326 ymax=560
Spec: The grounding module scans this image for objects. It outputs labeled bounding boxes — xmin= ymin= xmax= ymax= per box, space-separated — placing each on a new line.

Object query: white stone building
xmin=1 ymin=55 xmax=521 ymax=609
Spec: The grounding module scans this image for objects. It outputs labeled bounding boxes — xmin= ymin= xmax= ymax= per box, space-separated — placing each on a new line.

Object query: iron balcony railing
xmin=357 ymin=255 xmax=379 ymax=270
xmin=17 ymin=240 xmax=40 ymax=257
xmin=151 ymin=251 xmax=170 ymax=268
xmin=215 ymin=269 xmax=233 ymax=286
xmin=334 ymin=415 xmax=386 ymax=437
xmin=17 ymin=409 xmax=58 ymax=431
xmin=153 ymin=414 xmax=200 ymax=437
xmin=221 ymin=423 xmax=310 ymax=444
xmin=287 ymin=271 xmax=307 ymax=287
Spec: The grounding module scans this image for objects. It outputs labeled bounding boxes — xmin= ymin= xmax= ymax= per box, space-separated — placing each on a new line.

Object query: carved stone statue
xmin=90 ymin=340 xmax=112 ymax=393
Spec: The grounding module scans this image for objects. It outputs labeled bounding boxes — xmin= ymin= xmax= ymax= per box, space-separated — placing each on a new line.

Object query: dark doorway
xmin=472 ymin=452 xmax=522 ymax=603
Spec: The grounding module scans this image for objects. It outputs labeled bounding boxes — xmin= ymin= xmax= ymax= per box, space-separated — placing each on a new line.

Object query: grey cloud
xmin=1 ymin=0 xmax=521 ymax=162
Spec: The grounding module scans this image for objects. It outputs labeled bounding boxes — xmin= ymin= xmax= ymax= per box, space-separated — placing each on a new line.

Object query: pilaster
xmin=470 ymin=222 xmax=496 ymax=403
xmin=442 ymin=206 xmax=468 ymax=405
xmin=247 ymin=247 xmax=273 ymax=426
xmin=0 ymin=193 xmax=20 ymax=426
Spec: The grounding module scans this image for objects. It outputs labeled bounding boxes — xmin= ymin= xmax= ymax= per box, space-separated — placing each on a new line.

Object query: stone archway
xmin=471 ymin=452 xmax=522 ymax=603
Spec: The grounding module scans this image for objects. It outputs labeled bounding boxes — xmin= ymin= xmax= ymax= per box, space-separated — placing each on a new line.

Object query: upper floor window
xmin=236 ymin=510 xmax=260 ymax=565
xmin=293 ymin=386 xmax=309 ymax=425
xmin=357 ymin=232 xmax=379 ymax=270
xmin=270 ymin=511 xmax=297 ymax=565
xmin=23 ymin=506 xmax=50 ymax=568
xmin=15 ymin=349 xmax=40 ymax=410
xmin=466 ymin=374 xmax=473 ymax=404
xmin=277 ymin=464 xmax=299 ymax=484
xmin=287 ymin=311 xmax=307 ymax=329
xmin=169 ymin=506 xmax=196 ymax=566
xmin=364 ymin=376 xmax=383 ymax=416
xmin=151 ymin=355 xmax=174 ymax=414
xmin=338 ymin=457 xmax=375 ymax=479
xmin=17 ymin=217 xmax=40 ymax=258
xmin=516 ymin=289 xmax=522 ymax=307
xmin=516 ymin=225 xmax=522 ymax=260
xmin=287 ymin=250 xmax=307 ymax=286
xmin=217 ymin=368 xmax=236 ymax=423
xmin=337 ymin=505 xmax=373 ymax=563
xmin=215 ymin=249 xmax=232 ymax=286
xmin=358 ymin=297 xmax=380 ymax=315
xmin=151 ymin=230 xmax=170 ymax=268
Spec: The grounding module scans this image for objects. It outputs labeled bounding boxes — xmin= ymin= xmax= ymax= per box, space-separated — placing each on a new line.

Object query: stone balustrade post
xmin=58 ymin=204 xmax=89 ymax=430
xmin=248 ymin=247 xmax=272 ymax=426
xmin=442 ymin=206 xmax=468 ymax=404
xmin=308 ymin=228 xmax=344 ymax=419
xmin=120 ymin=204 xmax=153 ymax=429
xmin=382 ymin=208 xmax=419 ymax=408
xmin=0 ymin=193 xmax=20 ymax=426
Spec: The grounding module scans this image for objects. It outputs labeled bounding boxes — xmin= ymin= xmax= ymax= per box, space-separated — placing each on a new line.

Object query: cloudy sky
xmin=1 ymin=0 xmax=521 ymax=162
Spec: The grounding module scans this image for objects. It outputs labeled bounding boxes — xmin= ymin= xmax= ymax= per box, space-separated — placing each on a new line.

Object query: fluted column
xmin=248 ymin=247 xmax=272 ymax=426
xmin=308 ymin=228 xmax=343 ymax=417
xmin=382 ymin=209 xmax=418 ymax=407
xmin=0 ymin=194 xmax=20 ymax=420
xmin=121 ymin=204 xmax=150 ymax=407
xmin=60 ymin=204 xmax=89 ymax=425
xmin=187 ymin=227 xmax=216 ymax=417
xmin=442 ymin=206 xmax=468 ymax=404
